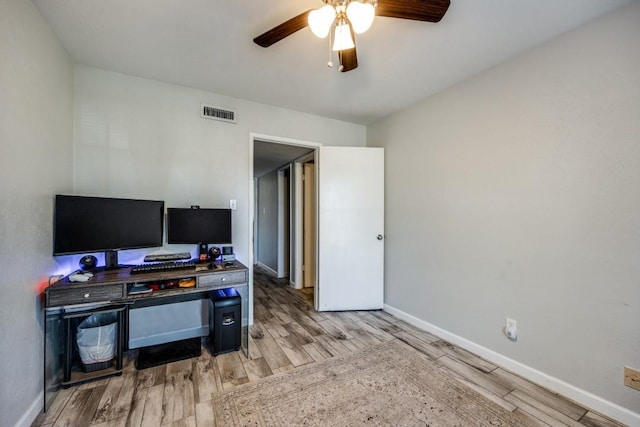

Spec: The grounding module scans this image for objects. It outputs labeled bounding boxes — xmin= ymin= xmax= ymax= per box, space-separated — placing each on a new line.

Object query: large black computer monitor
xmin=53 ymin=195 xmax=165 ymax=268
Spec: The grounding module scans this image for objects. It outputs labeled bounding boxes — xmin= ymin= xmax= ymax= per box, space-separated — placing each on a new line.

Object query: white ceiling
xmin=33 ymin=0 xmax=631 ymax=125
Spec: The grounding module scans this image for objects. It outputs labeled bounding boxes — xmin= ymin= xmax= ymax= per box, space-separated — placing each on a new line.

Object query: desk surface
xmin=45 ymin=261 xmax=248 ymax=308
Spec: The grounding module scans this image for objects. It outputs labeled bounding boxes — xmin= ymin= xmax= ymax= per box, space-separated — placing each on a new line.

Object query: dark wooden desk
xmin=43 ymin=261 xmax=248 ymax=409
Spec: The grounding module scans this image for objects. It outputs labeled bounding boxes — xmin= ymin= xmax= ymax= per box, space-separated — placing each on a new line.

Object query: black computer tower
xmin=209 ymin=288 xmax=241 ymax=355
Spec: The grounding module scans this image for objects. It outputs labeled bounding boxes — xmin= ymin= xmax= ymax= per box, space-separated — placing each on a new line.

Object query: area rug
xmin=213 ymin=339 xmax=538 ymax=426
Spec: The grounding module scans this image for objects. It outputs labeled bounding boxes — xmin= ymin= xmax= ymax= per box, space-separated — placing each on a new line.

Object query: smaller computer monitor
xmin=166 ymin=208 xmax=232 ymax=244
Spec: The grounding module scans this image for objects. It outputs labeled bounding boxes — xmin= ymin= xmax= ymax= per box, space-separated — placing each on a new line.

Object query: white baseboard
xmin=256 ymin=262 xmax=277 ymax=277
xmin=383 ymin=304 xmax=640 ymax=427
xmin=14 ymin=391 xmax=43 ymax=427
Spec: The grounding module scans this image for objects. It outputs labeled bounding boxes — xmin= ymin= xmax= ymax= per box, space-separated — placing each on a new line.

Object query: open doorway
xmin=250 ymin=136 xmax=386 ymax=319
xmin=250 ymin=135 xmax=319 ymax=304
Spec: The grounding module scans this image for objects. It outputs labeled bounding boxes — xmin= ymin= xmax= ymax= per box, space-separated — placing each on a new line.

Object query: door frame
xmin=276 ymin=165 xmax=290 ymax=279
xmin=249 ymin=133 xmax=321 ymax=323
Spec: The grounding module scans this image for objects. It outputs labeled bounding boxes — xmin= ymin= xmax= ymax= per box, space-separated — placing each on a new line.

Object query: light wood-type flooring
xmin=34 ymin=267 xmax=626 ymax=427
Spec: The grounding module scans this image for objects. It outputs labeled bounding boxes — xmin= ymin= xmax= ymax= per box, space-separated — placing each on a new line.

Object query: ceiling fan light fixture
xmin=346 ymin=1 xmax=375 ymax=34
xmin=332 ymin=20 xmax=355 ymax=51
xmin=308 ymin=4 xmax=336 ymax=38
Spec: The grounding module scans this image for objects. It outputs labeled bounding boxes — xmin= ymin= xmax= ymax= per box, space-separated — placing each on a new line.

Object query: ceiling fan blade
xmin=253 ymin=10 xmax=313 ymax=47
xmin=338 ymin=47 xmax=358 ymax=73
xmin=376 ymin=0 xmax=450 ymax=22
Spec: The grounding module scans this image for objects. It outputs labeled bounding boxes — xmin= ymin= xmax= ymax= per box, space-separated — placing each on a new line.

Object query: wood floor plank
xmin=394 ymin=320 xmax=441 ymax=343
xmin=193 ymin=355 xmax=220 ymax=403
xmin=302 ymin=341 xmax=333 ymax=362
xmin=316 ymin=318 xmax=354 ymax=340
xmin=110 ymin=363 xmax=138 ymax=421
xmin=54 ymin=386 xmax=106 ymax=427
xmin=35 ymin=385 xmax=75 ymax=425
xmin=135 ymin=365 xmax=166 ymax=389
xmin=267 ymin=305 xmax=295 ymax=324
xmin=246 ymin=334 xmax=264 ymax=359
xmin=437 ymin=355 xmax=512 ymax=397
xmin=341 ymin=336 xmax=368 ymax=351
xmin=251 ymin=329 xmax=292 ymax=370
xmin=278 ymin=303 xmax=326 ymax=336
xmin=167 ymin=415 xmax=196 ymax=427
xmin=504 ymin=390 xmax=583 ymax=427
xmin=140 ymin=384 xmax=164 ymax=427
xmin=392 ymin=330 xmax=446 ymax=360
xmin=431 ymin=339 xmax=497 ymax=373
xmin=452 ymin=376 xmax=518 ymax=412
xmin=358 ymin=311 xmax=402 ymax=333
xmin=369 ymin=309 xmax=401 ymax=324
xmin=215 ymin=351 xmax=249 ymax=388
xmin=91 ymin=416 xmax=127 ymax=427
xmin=92 ymin=374 xmax=126 ymax=424
xmin=315 ymin=333 xmax=353 ymax=356
xmin=241 ymin=356 xmax=274 ymax=381
xmin=194 ymin=401 xmax=215 ymax=427
xmin=124 ymin=388 xmax=147 ymax=427
xmin=162 ymin=359 xmax=194 ymax=424
xmin=282 ymin=321 xmax=315 ymax=345
xmin=352 ymin=319 xmax=395 ymax=342
xmin=275 ymin=335 xmax=315 ymax=367
xmin=580 ymin=411 xmax=627 ymax=427
xmin=489 ymin=368 xmax=587 ymax=420
xmin=260 ymin=316 xmax=290 ymax=338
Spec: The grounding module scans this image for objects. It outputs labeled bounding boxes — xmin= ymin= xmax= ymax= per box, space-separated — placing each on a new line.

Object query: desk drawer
xmin=198 ymin=271 xmax=246 ymax=288
xmin=48 ymin=285 xmax=124 ymax=306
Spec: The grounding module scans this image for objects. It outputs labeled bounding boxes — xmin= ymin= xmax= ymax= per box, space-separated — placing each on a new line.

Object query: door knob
xmin=377 ymin=234 xmax=384 ymax=240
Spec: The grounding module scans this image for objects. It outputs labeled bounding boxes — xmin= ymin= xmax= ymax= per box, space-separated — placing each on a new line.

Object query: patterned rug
xmin=213 ymin=339 xmax=538 ymax=426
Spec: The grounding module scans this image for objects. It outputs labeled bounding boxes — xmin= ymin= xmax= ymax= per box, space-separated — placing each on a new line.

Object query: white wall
xmin=71 ymin=65 xmax=366 ymax=268
xmin=368 ymin=2 xmax=640 ymax=422
xmin=256 ymin=170 xmax=279 ymax=272
xmin=0 ymin=1 xmax=74 ymax=426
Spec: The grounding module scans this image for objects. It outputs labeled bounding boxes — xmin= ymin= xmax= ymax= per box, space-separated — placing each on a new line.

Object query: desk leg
xmin=63 ymin=318 xmax=72 ymax=383
xmin=116 ymin=310 xmax=124 ymax=370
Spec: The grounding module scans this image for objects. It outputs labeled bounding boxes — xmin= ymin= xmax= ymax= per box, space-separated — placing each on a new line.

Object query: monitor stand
xmin=104 ymin=250 xmax=119 ymax=270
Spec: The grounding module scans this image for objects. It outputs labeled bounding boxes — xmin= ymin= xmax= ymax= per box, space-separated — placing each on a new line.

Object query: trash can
xmin=76 ymin=312 xmax=118 ymax=372
xmin=209 ymin=288 xmax=241 ymax=356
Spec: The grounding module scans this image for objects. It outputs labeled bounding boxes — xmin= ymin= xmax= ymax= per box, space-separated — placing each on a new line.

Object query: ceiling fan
xmin=253 ymin=0 xmax=450 ymax=72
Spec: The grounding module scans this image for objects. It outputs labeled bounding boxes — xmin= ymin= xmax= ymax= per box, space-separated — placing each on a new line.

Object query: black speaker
xmin=79 ymin=255 xmax=98 ymax=271
xmin=208 ymin=246 xmax=221 ymax=260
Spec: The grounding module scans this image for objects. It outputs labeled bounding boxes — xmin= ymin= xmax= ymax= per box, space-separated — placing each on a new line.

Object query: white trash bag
xmin=77 ymin=313 xmax=117 ymax=364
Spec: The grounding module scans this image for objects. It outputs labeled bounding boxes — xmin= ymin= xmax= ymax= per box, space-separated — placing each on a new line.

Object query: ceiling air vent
xmin=201 ymin=104 xmax=237 ymax=124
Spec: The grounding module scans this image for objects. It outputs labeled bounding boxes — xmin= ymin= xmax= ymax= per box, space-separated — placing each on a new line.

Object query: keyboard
xmin=130 ymin=260 xmax=196 ymax=274
xmin=143 ymin=252 xmax=192 ymax=262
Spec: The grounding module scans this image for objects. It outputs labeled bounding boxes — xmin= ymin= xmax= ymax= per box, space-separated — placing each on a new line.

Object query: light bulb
xmin=308 ymin=5 xmax=336 ymax=39
xmin=346 ymin=1 xmax=375 ymax=34
xmin=332 ymin=22 xmax=355 ymax=51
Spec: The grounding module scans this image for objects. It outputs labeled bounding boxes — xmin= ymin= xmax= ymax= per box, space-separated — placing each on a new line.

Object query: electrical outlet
xmin=624 ymin=366 xmax=640 ymax=391
xmin=229 ymin=199 xmax=237 ymax=210
xmin=505 ymin=318 xmax=517 ymax=341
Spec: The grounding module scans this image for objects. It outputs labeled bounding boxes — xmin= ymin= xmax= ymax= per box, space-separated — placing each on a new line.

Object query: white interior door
xmin=317 ymin=146 xmax=384 ymax=311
